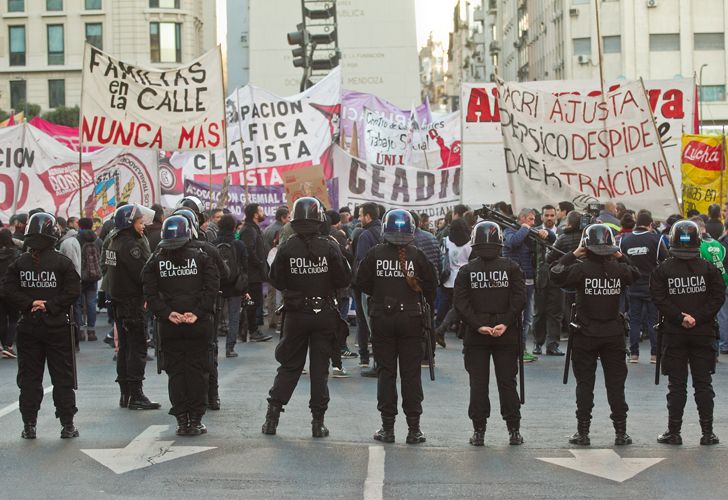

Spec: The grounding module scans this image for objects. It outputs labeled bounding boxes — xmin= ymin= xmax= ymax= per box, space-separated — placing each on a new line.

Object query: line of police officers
xmin=5 ymin=203 xmax=723 ymax=447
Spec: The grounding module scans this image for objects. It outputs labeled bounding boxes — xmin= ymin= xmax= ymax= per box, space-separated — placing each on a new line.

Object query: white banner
xmin=81 ymin=43 xmax=225 ymax=151
xmin=332 ymin=144 xmax=460 ymax=225
xmin=364 ymin=107 xmax=412 ymax=166
xmin=496 ymin=79 xmax=680 ymax=218
xmin=0 ymin=123 xmax=159 ymax=221
xmin=461 ymin=78 xmax=695 ymax=213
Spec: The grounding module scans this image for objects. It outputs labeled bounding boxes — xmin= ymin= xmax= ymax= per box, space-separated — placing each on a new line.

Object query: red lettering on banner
xmin=682 ymin=140 xmax=723 ymax=170
xmin=465 ymin=87 xmax=500 ymax=123
xmin=82 ymin=116 xmax=163 ymax=149
xmin=178 ymin=121 xmax=223 ymax=150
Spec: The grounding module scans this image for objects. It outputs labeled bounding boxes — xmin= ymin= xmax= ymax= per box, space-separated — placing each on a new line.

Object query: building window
xmin=649 ymin=33 xmax=680 ymax=52
xmin=8 ymin=0 xmax=24 ymax=12
xmin=700 ymin=85 xmax=726 ymax=102
xmin=573 ymin=37 xmax=591 ymax=56
xmin=86 ymin=23 xmax=102 ymax=49
xmin=9 ymin=25 xmax=25 ymax=66
xmin=694 ymin=33 xmax=725 ymax=51
xmin=602 ymin=35 xmax=621 ymax=54
xmin=48 ymin=79 xmax=65 ymax=108
xmin=47 ymin=24 xmax=64 ymax=65
xmin=46 ymin=0 xmax=62 ymax=10
xmin=85 ymin=0 xmax=101 ymax=8
xmin=10 ymin=80 xmax=26 ymax=110
xmin=150 ymin=22 xmax=181 ymax=63
xmin=573 ymin=0 xmax=590 ymax=4
xmin=150 ymin=0 xmax=179 ymax=8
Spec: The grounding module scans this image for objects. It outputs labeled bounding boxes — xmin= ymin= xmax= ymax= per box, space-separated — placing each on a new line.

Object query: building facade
xmin=225 ymin=0 xmax=249 ymax=92
xmin=418 ymin=33 xmax=446 ymax=110
xmin=0 ymin=0 xmax=217 ymax=113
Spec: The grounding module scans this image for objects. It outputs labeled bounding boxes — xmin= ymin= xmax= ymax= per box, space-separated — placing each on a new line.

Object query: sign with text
xmin=681 ymin=134 xmax=726 ymax=216
xmin=81 ymin=43 xmax=225 ymax=150
xmin=282 ymin=164 xmax=331 ymax=210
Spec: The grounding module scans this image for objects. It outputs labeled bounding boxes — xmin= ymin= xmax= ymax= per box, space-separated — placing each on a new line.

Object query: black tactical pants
xmin=464 ymin=344 xmax=520 ymax=423
xmin=114 ymin=303 xmax=147 ymax=384
xmin=164 ymin=339 xmax=210 ymax=417
xmin=533 ymin=285 xmax=563 ymax=349
xmin=209 ymin=297 xmax=222 ymax=399
xmin=571 ymin=334 xmax=628 ymax=421
xmin=16 ymin=321 xmax=77 ymax=423
xmin=371 ymin=311 xmax=424 ymax=419
xmin=268 ymin=310 xmax=337 ymax=414
xmin=662 ymin=334 xmax=715 ymax=421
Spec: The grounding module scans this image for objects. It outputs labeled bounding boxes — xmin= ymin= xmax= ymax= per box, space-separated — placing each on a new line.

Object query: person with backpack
xmin=76 ymin=218 xmax=101 ymax=342
xmin=0 ymin=228 xmax=21 ymax=358
xmin=213 ymin=214 xmax=249 ymax=358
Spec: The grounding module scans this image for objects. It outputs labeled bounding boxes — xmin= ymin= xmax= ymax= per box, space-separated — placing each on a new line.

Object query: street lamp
xmin=699 ymin=63 xmax=708 ymax=132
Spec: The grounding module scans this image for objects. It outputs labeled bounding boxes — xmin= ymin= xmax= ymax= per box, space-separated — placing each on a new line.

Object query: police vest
xmin=370 ymin=244 xmax=422 ymax=306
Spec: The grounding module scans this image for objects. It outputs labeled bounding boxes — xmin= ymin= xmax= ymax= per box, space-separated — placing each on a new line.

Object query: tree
xmin=0 ymin=109 xmax=8 ymax=122
xmin=15 ymin=102 xmax=41 ymax=120
xmin=42 ymin=105 xmax=80 ymax=127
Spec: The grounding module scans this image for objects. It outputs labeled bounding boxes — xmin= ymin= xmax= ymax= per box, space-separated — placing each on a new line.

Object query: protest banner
xmin=183 ymin=178 xmax=338 ymax=227
xmin=461 ymin=78 xmax=696 ymax=211
xmin=282 ymin=165 xmax=331 ymax=210
xmin=681 ymin=134 xmax=726 ymax=216
xmin=29 ymin=117 xmax=100 ymax=153
xmin=363 ymin=107 xmax=412 ymax=167
xmin=80 ymin=43 xmax=225 ymax=151
xmin=0 ymin=123 xmax=159 ymax=220
xmin=331 ymin=144 xmax=459 ymax=225
xmin=495 ymin=78 xmax=680 ymax=218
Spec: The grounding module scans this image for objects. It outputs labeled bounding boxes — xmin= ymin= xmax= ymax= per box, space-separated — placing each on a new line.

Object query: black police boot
xmin=569 ymin=419 xmax=591 ymax=446
xmin=657 ymin=419 xmax=683 ymax=445
xmin=405 ymin=416 xmax=426 ymax=444
xmin=127 ymin=383 xmax=161 ymax=410
xmin=187 ymin=415 xmax=207 ymax=436
xmin=21 ymin=421 xmax=37 ymax=440
xmin=60 ymin=420 xmax=79 ymax=439
xmin=261 ymin=403 xmax=283 ymax=435
xmin=118 ymin=382 xmax=130 ymax=408
xmin=613 ymin=418 xmax=632 ymax=446
xmin=373 ymin=416 xmax=395 ymax=443
xmin=469 ymin=419 xmax=486 ymax=446
xmin=507 ymin=420 xmax=524 ymax=445
xmin=175 ymin=414 xmax=189 ymax=437
xmin=311 ymin=413 xmax=329 ymax=438
xmin=700 ymin=419 xmax=720 ymax=446
xmin=208 ymin=392 xmax=221 ymax=411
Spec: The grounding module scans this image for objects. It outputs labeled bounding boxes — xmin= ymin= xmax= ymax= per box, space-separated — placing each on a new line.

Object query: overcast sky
xmin=416 ymin=0 xmax=459 ymax=48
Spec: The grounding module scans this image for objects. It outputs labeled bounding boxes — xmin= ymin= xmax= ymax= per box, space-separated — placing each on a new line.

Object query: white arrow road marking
xmin=0 ymin=386 xmax=53 ymax=419
xmin=363 ymin=445 xmax=385 ymax=500
xmin=537 ymin=449 xmax=664 ymax=483
xmin=81 ymin=425 xmax=216 ymax=474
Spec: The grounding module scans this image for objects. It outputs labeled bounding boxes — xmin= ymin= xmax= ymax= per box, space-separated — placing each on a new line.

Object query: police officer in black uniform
xmin=454 ymin=221 xmax=527 ymax=446
xmin=550 ymin=224 xmax=640 ymax=446
xmin=105 ymin=204 xmax=161 ymax=410
xmin=650 ymin=220 xmax=725 ymax=445
xmin=173 ymin=207 xmax=230 ymax=411
xmin=3 ymin=213 xmax=80 ymax=439
xmin=261 ymin=197 xmax=351 ymax=437
xmin=356 ymin=209 xmax=437 ymax=444
xmin=143 ymin=215 xmax=220 ymax=436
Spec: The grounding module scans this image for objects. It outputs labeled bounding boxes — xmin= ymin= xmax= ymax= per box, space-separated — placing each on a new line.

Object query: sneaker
xmin=103 ymin=332 xmax=114 ymax=347
xmin=522 ymin=352 xmax=537 ymax=363
xmin=249 ymin=330 xmax=273 ymax=342
xmin=1 ymin=347 xmax=16 ymax=359
xmin=358 ymin=361 xmax=370 ymax=368
xmin=629 ymin=355 xmax=639 ymax=364
xmin=226 ymin=349 xmax=238 ymax=358
xmin=650 ymin=355 xmax=657 ymax=364
xmin=332 ymin=367 xmax=350 ymax=378
xmin=532 ymin=344 xmax=543 ymax=355
xmin=341 ymin=348 xmax=358 ymax=359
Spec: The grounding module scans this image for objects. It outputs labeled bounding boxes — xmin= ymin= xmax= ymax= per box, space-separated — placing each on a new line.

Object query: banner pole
xmin=641 ymin=77 xmax=681 ymax=213
xmin=11 ymin=121 xmax=27 ymax=215
xmin=219 ymin=44 xmax=230 ymax=209
xmin=78 ymin=43 xmax=89 ymax=217
xmin=495 ymin=78 xmax=517 ymax=211
xmin=207 ymin=150 xmax=213 ymax=212
xmin=234 ymin=90 xmax=249 ymax=204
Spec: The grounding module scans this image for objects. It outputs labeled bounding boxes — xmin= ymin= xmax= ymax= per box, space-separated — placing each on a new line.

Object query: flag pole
xmin=234 ymin=90 xmax=249 ymax=204
xmin=218 ymin=44 xmax=230 ymax=209
xmin=78 ymin=43 xmax=89 ymax=217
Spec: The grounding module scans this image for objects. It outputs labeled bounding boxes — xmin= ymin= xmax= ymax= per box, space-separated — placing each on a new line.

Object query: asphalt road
xmin=1 ymin=317 xmax=728 ymax=499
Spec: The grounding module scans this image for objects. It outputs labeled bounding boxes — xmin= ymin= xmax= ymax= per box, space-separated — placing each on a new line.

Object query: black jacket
xmin=212 ymin=230 xmax=248 ymax=297
xmin=105 ymin=228 xmax=151 ymax=303
xmin=650 ymin=256 xmax=726 ymax=337
xmin=706 ymin=219 xmax=723 ymax=241
xmin=618 ymin=229 xmax=668 ymax=297
xmin=0 ymin=246 xmax=21 ymax=294
xmin=546 ymin=227 xmax=582 ymax=265
xmin=454 ymin=256 xmax=526 ymax=346
xmin=3 ymin=247 xmax=80 ymax=328
xmin=550 ymin=251 xmax=640 ymax=337
xmin=240 ymin=221 xmax=268 ymax=284
xmin=145 ymin=221 xmax=163 ymax=252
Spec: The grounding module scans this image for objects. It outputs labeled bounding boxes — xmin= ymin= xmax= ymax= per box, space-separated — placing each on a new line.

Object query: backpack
xmin=81 ymin=241 xmax=102 ymax=282
xmin=439 ymin=239 xmax=451 ymax=284
xmin=216 ymin=241 xmax=242 ymax=289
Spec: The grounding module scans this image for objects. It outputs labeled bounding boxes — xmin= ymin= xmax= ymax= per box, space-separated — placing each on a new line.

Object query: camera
xmin=586 ymin=202 xmax=604 ymax=217
xmin=579 ymin=213 xmax=593 ymax=230
xmin=244 ymin=298 xmax=255 ymax=307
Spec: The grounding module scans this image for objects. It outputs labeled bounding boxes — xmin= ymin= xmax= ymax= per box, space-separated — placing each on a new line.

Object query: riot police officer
xmin=454 ymin=221 xmax=527 ymax=446
xmin=105 ymin=204 xmax=160 ymax=410
xmin=262 ymin=197 xmax=351 ymax=438
xmin=173 ymin=207 xmax=230 ymax=411
xmin=143 ymin=216 xmax=220 ymax=436
xmin=355 ymin=209 xmax=437 ymax=444
xmin=550 ymin=224 xmax=640 ymax=446
xmin=650 ymin=220 xmax=725 ymax=445
xmin=3 ymin=213 xmax=80 ymax=438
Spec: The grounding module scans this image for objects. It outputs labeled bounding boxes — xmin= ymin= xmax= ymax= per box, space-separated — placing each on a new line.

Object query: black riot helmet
xmin=382 ymin=209 xmax=415 ymax=245
xmin=114 ymin=204 xmax=154 ymax=231
xmin=581 ymin=223 xmax=618 ymax=256
xmin=470 ymin=221 xmax=503 ymax=246
xmin=291 ymin=197 xmax=326 ymax=222
xmin=25 ymin=212 xmax=58 ymax=241
xmin=172 ymin=208 xmax=200 ymax=240
xmin=669 ymin=220 xmax=701 ymax=259
xmin=158 ymin=215 xmax=191 ymax=250
xmin=176 ymin=196 xmax=204 ymax=218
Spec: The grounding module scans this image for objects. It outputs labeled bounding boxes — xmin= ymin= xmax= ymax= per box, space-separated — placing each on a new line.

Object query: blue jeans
xmin=521 ymin=284 xmax=535 ymax=346
xmin=225 ymin=295 xmax=242 ymax=350
xmin=718 ymin=289 xmax=728 ymax=352
xmin=628 ymin=295 xmax=657 ymax=356
xmin=75 ymin=281 xmax=98 ymax=329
